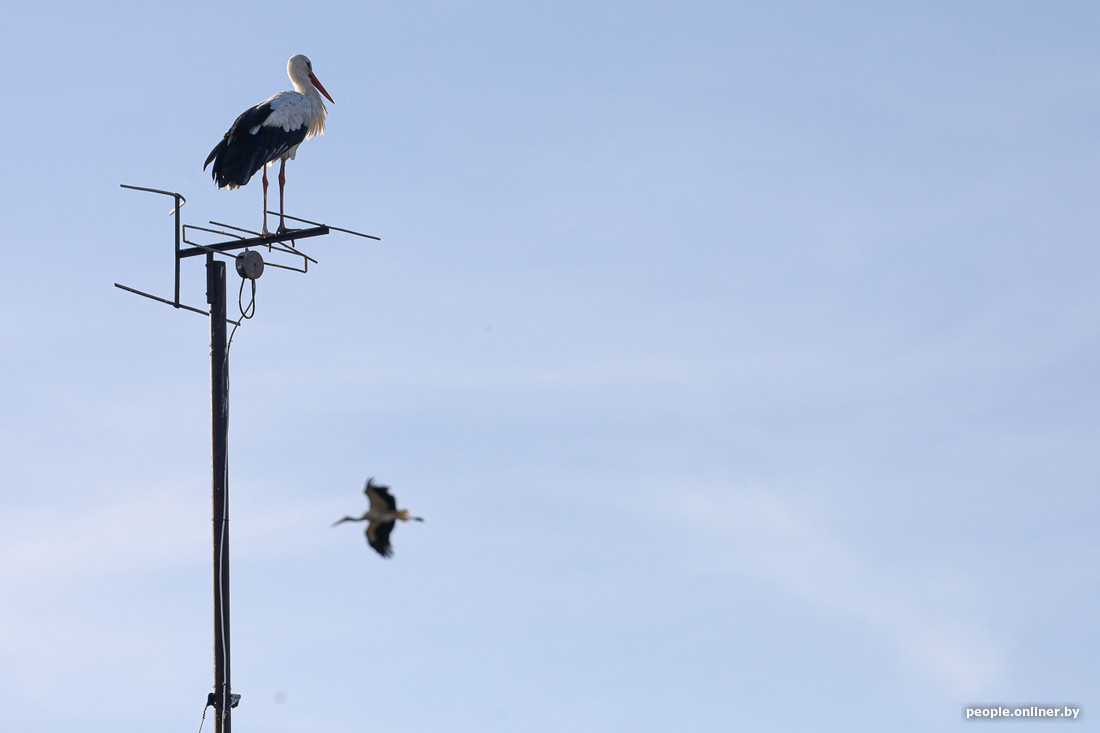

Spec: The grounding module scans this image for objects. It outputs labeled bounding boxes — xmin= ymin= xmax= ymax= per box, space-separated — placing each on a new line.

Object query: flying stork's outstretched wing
xmin=364 ymin=477 xmax=398 ymax=512
xmin=365 ymin=519 xmax=395 ymax=558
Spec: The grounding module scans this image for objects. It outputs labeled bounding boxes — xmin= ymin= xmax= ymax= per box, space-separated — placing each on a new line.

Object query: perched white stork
xmin=333 ymin=478 xmax=424 ymax=558
xmin=204 ymin=54 xmax=334 ymax=236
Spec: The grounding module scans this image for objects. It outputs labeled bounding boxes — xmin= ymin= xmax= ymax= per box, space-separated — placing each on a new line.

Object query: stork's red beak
xmin=310 ymin=73 xmax=334 ymax=104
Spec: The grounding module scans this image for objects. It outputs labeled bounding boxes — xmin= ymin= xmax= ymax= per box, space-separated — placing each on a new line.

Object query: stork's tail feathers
xmin=203 ymin=141 xmax=223 ymax=171
xmin=203 ymin=135 xmax=258 ymax=190
xmin=203 ymin=139 xmax=237 ymax=188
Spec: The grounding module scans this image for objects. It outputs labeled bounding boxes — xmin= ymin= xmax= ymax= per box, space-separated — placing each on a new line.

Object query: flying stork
xmin=333 ymin=478 xmax=424 ymax=558
xmin=204 ymin=54 xmax=334 ymax=236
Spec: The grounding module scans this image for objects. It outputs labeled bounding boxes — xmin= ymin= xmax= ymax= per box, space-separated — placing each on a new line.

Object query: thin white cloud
xmin=660 ymin=486 xmax=1002 ymax=695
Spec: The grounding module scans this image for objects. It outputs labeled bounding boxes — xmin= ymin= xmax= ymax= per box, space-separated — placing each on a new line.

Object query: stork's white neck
xmin=284 ymin=55 xmax=329 ymax=139
xmin=290 ymin=75 xmax=323 ymax=101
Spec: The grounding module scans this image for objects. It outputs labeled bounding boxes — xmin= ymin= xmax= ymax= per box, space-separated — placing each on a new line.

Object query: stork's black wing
xmin=365 ymin=520 xmax=395 ymax=558
xmin=204 ymin=101 xmax=307 ymax=189
xmin=364 ymin=478 xmax=398 ymax=512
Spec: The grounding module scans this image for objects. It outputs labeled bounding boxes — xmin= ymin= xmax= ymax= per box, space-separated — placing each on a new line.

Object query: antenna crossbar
xmin=179 ymin=226 xmax=330 ymax=258
xmin=112 ymin=283 xmax=242 ymax=325
xmin=266 ymin=211 xmax=380 ymax=241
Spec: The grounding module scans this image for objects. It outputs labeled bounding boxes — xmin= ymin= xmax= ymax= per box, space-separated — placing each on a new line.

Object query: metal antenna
xmin=116 ymin=184 xmax=379 ymax=733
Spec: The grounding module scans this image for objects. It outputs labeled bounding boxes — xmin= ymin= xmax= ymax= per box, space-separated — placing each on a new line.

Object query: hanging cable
xmin=226 ymin=273 xmax=257 ymax=357
xmin=238 ymin=274 xmax=257 ymax=320
xmin=197 ymin=698 xmax=211 ymax=733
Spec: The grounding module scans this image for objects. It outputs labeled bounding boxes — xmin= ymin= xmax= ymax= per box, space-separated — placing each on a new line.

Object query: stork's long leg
xmin=261 ymin=166 xmax=270 ymax=236
xmin=277 ymin=158 xmax=288 ymax=234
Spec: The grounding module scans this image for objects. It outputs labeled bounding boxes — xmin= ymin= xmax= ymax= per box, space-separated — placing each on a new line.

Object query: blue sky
xmin=2 ymin=1 xmax=1098 ymax=731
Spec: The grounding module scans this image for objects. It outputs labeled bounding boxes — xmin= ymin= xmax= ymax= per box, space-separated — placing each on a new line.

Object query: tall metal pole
xmin=208 ymin=254 xmax=232 ymax=733
xmin=116 ymin=185 xmax=374 ymax=733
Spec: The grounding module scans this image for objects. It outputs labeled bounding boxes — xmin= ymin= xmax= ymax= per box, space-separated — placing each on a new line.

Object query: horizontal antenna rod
xmin=120 ymin=183 xmax=186 ymax=206
xmin=265 ymin=211 xmax=380 ymax=241
xmin=178 ymin=226 xmax=330 ymax=258
xmin=113 ymin=283 xmax=242 ymax=325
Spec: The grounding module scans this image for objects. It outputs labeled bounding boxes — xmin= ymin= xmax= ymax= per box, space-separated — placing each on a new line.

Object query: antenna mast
xmin=209 ymin=254 xmax=232 ymax=733
xmin=116 ymin=185 xmax=378 ymax=732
